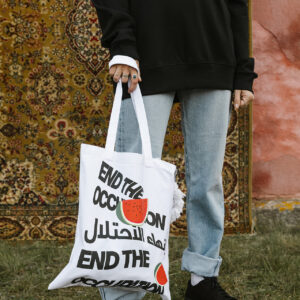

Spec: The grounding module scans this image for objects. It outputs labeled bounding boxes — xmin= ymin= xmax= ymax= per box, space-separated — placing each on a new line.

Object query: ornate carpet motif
xmin=0 ymin=1 xmax=253 ymax=240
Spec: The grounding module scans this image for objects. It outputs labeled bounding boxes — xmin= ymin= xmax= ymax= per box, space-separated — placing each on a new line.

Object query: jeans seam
xmin=181 ymin=100 xmax=192 ymax=250
xmin=228 ymin=94 xmax=233 ymax=128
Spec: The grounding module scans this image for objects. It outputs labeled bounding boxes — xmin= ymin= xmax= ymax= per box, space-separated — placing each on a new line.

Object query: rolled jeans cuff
xmin=181 ymin=247 xmax=223 ymax=277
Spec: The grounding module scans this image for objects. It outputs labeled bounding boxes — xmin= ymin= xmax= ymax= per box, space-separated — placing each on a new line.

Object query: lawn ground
xmin=0 ymin=217 xmax=299 ymax=300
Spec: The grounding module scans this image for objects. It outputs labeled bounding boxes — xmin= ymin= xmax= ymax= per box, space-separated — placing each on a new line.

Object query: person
xmin=90 ymin=0 xmax=258 ymax=299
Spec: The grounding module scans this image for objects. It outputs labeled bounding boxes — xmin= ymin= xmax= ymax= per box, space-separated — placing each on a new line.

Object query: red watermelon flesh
xmin=116 ymin=198 xmax=148 ymax=226
xmin=154 ymin=263 xmax=168 ymax=286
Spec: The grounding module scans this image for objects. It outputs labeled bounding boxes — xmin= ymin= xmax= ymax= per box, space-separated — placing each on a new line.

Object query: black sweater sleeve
xmin=226 ymin=0 xmax=258 ymax=93
xmin=90 ymin=0 xmax=139 ymax=60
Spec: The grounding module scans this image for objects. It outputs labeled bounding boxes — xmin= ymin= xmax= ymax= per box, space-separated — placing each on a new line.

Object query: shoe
xmin=184 ymin=276 xmax=238 ymax=300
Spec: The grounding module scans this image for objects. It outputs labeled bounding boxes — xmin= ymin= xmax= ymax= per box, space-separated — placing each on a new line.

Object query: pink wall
xmin=252 ymin=0 xmax=300 ymax=200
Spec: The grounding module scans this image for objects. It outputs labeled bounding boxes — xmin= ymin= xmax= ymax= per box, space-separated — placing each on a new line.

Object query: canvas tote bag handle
xmin=105 ymin=55 xmax=154 ymax=167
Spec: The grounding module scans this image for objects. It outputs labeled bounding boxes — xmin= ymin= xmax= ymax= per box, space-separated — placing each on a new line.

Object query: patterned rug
xmin=0 ymin=1 xmax=253 ymax=240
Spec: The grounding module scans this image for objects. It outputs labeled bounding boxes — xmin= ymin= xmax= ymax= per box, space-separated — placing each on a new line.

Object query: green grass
xmin=0 ymin=218 xmax=299 ymax=300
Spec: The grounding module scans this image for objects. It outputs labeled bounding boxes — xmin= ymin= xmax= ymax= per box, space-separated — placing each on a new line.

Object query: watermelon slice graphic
xmin=154 ymin=262 xmax=168 ymax=286
xmin=116 ymin=198 xmax=148 ymax=226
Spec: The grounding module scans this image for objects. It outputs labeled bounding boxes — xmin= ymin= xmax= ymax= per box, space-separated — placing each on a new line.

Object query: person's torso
xmin=129 ymin=0 xmax=236 ymax=69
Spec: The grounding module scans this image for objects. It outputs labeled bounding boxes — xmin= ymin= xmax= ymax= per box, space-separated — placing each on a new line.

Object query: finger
xmin=128 ymin=68 xmax=139 ymax=93
xmin=233 ymin=90 xmax=241 ymax=111
xmin=113 ymin=65 xmax=123 ymax=82
xmin=241 ymin=98 xmax=248 ymax=106
xmin=121 ymin=66 xmax=130 ymax=83
xmin=240 ymin=94 xmax=245 ymax=106
xmin=240 ymin=91 xmax=248 ymax=106
xmin=109 ymin=65 xmax=116 ymax=77
xmin=242 ymin=97 xmax=250 ymax=106
xmin=241 ymin=91 xmax=253 ymax=106
xmin=134 ymin=59 xmax=142 ymax=81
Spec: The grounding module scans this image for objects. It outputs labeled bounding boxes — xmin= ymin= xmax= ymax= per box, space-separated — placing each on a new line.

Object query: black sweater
xmin=90 ymin=0 xmax=258 ymax=103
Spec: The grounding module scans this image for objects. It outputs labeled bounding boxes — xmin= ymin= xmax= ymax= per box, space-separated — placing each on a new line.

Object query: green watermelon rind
xmin=116 ymin=198 xmax=148 ymax=227
xmin=116 ymin=201 xmax=129 ymax=225
xmin=154 ymin=262 xmax=167 ymax=286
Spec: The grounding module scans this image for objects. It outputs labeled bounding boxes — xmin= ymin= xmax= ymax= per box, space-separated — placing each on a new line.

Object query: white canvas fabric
xmin=48 ymin=57 xmax=185 ymax=300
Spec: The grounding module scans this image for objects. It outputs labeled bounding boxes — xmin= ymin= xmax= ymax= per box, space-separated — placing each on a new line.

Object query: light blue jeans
xmin=98 ymin=88 xmax=233 ymax=300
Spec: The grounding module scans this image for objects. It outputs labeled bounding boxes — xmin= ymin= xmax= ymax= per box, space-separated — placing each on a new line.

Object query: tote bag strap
xmin=108 ymin=56 xmax=142 ymax=122
xmin=105 ymin=55 xmax=154 ymax=167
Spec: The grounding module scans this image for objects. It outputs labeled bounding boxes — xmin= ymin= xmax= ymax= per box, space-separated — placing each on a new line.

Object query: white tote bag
xmin=48 ymin=56 xmax=185 ymax=300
